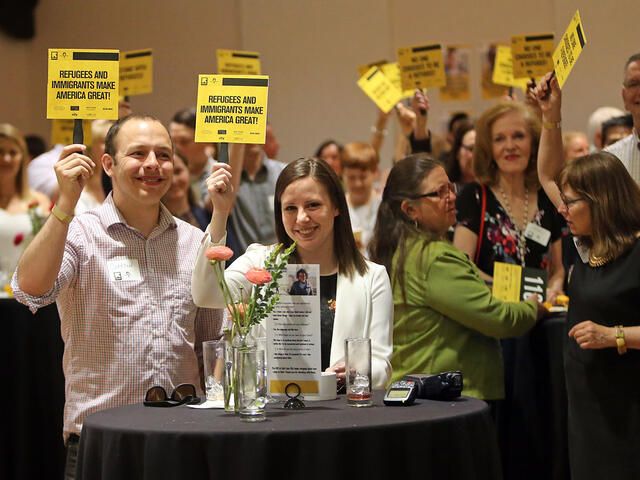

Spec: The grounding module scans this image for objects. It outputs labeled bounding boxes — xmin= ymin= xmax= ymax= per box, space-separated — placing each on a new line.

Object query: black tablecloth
xmin=78 ymin=392 xmax=500 ymax=480
xmin=500 ymin=314 xmax=569 ymax=480
xmin=1 ymin=298 xmax=65 ymax=480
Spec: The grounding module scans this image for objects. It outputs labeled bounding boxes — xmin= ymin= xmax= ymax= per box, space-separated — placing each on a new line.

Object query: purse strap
xmin=474 ymin=184 xmax=487 ymax=265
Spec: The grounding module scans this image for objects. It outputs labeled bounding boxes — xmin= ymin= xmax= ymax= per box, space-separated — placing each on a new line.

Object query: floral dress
xmin=455 ymin=182 xmax=564 ymax=277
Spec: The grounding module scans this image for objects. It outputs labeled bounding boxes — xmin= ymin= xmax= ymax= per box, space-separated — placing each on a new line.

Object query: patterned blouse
xmin=455 ymin=182 xmax=564 ymax=277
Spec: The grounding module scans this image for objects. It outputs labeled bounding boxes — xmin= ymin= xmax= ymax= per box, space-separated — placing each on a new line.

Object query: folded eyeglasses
xmin=144 ymin=383 xmax=200 ymax=407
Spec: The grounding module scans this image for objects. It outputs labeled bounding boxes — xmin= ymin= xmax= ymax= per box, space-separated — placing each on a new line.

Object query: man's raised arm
xmin=16 ymin=144 xmax=94 ymax=296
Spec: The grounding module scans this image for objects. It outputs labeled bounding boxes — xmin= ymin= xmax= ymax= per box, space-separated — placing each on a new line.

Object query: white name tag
xmin=107 ymin=257 xmax=142 ymax=282
xmin=524 ymin=222 xmax=551 ymax=247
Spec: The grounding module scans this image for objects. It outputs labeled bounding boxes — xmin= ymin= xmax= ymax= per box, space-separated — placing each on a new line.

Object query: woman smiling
xmin=192 ymin=157 xmax=393 ymax=389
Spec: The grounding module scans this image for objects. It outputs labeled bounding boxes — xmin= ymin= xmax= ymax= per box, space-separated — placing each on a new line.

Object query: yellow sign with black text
xmin=47 ymin=49 xmax=119 ymax=120
xmin=51 ymin=119 xmax=93 ymax=147
xmin=493 ymin=46 xmax=531 ymax=91
xmin=357 ymin=66 xmax=404 ymax=113
xmin=119 ymin=49 xmax=152 ymax=96
xmin=195 ymin=75 xmax=269 ymax=144
xmin=397 ymin=43 xmax=446 ymax=90
xmin=552 ymin=10 xmax=587 ymax=89
xmin=217 ymin=49 xmax=261 ymax=75
xmin=511 ymin=33 xmax=554 ymax=79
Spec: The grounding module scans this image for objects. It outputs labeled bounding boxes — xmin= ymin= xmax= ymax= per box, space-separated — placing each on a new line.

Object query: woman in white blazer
xmin=192 ymin=157 xmax=393 ymax=389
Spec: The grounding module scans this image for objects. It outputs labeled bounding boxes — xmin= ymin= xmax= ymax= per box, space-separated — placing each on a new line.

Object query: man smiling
xmin=12 ymin=114 xmax=225 ymax=479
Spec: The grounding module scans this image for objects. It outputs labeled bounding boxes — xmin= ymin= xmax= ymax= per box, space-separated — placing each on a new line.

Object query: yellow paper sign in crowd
xmin=493 ymin=45 xmax=531 ymax=91
xmin=357 ymin=59 xmax=388 ymax=79
xmin=195 ymin=75 xmax=269 ymax=144
xmin=552 ymin=10 xmax=587 ymax=88
xmin=217 ymin=49 xmax=261 ymax=75
xmin=511 ymin=33 xmax=555 ymax=79
xmin=492 ymin=262 xmax=523 ymax=303
xmin=397 ymin=43 xmax=446 ymax=90
xmin=357 ymin=66 xmax=404 ymax=113
xmin=47 ymin=49 xmax=119 ymax=120
xmin=51 ymin=119 xmax=93 ymax=147
xmin=119 ymin=49 xmax=153 ymax=97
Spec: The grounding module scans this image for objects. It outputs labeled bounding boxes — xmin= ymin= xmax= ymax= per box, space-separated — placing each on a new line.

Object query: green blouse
xmin=390 ymin=235 xmax=537 ymax=400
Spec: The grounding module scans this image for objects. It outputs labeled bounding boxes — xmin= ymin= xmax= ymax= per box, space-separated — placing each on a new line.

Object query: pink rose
xmin=205 ymin=246 xmax=234 ymax=262
xmin=13 ymin=233 xmax=24 ymax=246
xmin=245 ymin=267 xmax=272 ymax=285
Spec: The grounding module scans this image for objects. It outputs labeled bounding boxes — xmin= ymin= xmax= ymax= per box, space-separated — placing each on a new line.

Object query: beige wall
xmin=1 ymin=0 xmax=637 ymax=166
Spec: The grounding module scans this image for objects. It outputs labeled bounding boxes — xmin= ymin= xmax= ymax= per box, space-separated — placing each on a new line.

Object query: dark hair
xmin=314 ymin=140 xmax=342 ymax=158
xmin=274 ymin=157 xmax=367 ymax=278
xmin=557 ymin=151 xmax=640 ymax=261
xmin=448 ymin=112 xmax=469 ymax=134
xmin=446 ymin=120 xmax=474 ymax=183
xmin=369 ymin=154 xmax=443 ymax=296
xmin=601 ymin=114 xmax=633 ymax=146
xmin=25 ymin=134 xmax=47 ymax=159
xmin=172 ymin=149 xmax=197 ymax=208
xmin=171 ymin=107 xmax=197 ymax=130
xmin=624 ymin=53 xmax=640 ymax=79
xmin=104 ymin=113 xmax=167 ymax=161
xmin=296 ymin=268 xmax=308 ymax=278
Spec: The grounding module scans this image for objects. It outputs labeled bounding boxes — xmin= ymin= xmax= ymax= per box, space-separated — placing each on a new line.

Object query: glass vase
xmin=228 ymin=331 xmax=256 ymax=412
xmin=236 ymin=347 xmax=267 ymax=422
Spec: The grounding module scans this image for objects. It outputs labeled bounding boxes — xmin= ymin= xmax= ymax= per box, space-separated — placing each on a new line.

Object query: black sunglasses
xmin=144 ymin=383 xmax=200 ymax=407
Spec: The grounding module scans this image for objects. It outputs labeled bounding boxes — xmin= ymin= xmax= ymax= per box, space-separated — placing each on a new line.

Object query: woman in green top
xmin=369 ymin=153 xmax=546 ymax=400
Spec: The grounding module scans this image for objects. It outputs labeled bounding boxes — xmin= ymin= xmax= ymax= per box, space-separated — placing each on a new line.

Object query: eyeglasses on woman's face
xmin=412 ymin=182 xmax=458 ymax=200
xmin=560 ymin=194 xmax=585 ymax=208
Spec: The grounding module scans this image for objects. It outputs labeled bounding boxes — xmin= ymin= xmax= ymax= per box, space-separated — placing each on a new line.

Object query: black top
xmin=564 ymin=239 xmax=640 ymax=479
xmin=456 ymin=182 xmax=564 ymax=275
xmin=319 ymin=273 xmax=337 ymax=371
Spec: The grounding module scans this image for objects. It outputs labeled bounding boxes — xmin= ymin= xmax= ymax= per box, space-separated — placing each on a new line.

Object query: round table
xmin=77 ymin=391 xmax=501 ymax=480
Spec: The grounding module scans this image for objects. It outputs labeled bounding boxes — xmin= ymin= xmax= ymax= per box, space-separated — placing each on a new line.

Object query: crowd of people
xmin=3 ymin=51 xmax=640 ymax=479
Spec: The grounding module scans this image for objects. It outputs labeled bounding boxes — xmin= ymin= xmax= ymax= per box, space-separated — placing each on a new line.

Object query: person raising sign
xmin=192 ymin=157 xmax=393 ymax=389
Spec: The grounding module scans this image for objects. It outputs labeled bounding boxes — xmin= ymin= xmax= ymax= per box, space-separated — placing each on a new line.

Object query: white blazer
xmin=192 ymin=239 xmax=393 ymax=389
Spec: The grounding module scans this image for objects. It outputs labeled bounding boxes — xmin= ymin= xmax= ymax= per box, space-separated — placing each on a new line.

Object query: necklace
xmin=588 ymin=253 xmax=611 ymax=267
xmin=497 ymin=183 xmax=529 ymax=267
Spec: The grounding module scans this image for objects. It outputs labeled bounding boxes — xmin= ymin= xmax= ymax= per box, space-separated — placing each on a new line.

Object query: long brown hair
xmin=558 ymin=151 xmax=640 ymax=260
xmin=369 ymin=154 xmax=442 ymax=295
xmin=473 ymin=101 xmax=540 ymax=188
xmin=274 ymin=157 xmax=367 ymax=278
xmin=0 ymin=123 xmax=29 ymax=198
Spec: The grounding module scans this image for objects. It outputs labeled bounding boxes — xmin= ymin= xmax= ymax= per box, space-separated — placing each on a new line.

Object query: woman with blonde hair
xmin=0 ymin=123 xmax=50 ymax=281
xmin=453 ymin=101 xmax=565 ymax=302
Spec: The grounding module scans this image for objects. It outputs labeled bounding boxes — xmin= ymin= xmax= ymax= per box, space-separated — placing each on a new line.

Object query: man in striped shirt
xmin=12 ymin=114 xmax=227 ymax=479
xmin=605 ymin=53 xmax=640 ymax=184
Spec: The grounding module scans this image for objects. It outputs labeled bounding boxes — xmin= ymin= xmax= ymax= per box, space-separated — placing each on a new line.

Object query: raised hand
xmin=54 ymin=144 xmax=95 ymax=209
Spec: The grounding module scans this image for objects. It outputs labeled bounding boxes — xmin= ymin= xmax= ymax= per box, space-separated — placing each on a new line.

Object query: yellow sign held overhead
xmin=493 ymin=46 xmax=531 ymax=91
xmin=47 ymin=49 xmax=119 ymax=120
xmin=195 ymin=75 xmax=269 ymax=144
xmin=51 ymin=119 xmax=93 ymax=147
xmin=397 ymin=43 xmax=446 ymax=91
xmin=552 ymin=10 xmax=587 ymax=89
xmin=357 ymin=59 xmax=388 ymax=79
xmin=380 ymin=62 xmax=414 ymax=99
xmin=217 ymin=49 xmax=261 ymax=75
xmin=511 ymin=33 xmax=554 ymax=79
xmin=119 ymin=49 xmax=153 ymax=96
xmin=357 ymin=66 xmax=403 ymax=114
